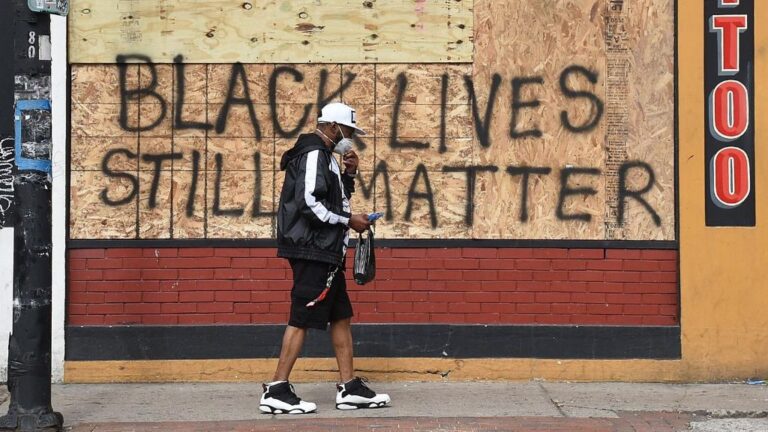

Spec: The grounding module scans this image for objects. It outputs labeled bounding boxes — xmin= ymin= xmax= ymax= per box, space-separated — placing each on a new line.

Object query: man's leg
xmin=330 ymin=317 xmax=354 ymax=383
xmin=327 ymin=278 xmax=391 ymax=409
xmin=273 ymin=325 xmax=307 ymax=382
xmin=331 ymin=317 xmax=391 ymax=409
xmin=261 ymin=324 xmax=317 ymax=414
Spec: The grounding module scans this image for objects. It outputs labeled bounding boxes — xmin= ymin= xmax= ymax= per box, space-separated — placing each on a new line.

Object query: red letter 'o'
xmin=712 ymin=146 xmax=750 ymax=207
xmin=711 ymin=80 xmax=749 ymax=141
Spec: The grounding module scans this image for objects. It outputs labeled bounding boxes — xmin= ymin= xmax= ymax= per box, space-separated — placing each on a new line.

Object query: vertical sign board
xmin=705 ymin=0 xmax=756 ymax=226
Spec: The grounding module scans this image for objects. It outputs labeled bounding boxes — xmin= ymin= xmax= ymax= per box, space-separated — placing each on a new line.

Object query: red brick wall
xmin=67 ymin=247 xmax=679 ymax=326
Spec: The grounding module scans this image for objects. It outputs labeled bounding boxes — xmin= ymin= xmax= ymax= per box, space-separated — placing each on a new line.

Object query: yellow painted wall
xmin=64 ymin=0 xmax=768 ymax=383
xmin=676 ymin=0 xmax=768 ymax=380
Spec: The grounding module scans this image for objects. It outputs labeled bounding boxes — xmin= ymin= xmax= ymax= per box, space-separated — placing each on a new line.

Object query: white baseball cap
xmin=318 ymin=102 xmax=367 ymax=136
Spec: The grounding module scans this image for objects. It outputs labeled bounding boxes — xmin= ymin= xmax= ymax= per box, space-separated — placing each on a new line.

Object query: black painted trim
xmin=68 ymin=238 xmax=278 ymax=249
xmin=673 ymin=0 xmax=680 ymax=243
xmin=65 ymin=324 xmax=681 ymax=360
xmin=65 ymin=63 xmax=73 ymax=329
xmin=67 ymin=238 xmax=679 ymax=250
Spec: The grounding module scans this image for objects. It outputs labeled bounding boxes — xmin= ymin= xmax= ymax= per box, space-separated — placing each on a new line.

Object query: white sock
xmin=267 ymin=380 xmax=287 ymax=386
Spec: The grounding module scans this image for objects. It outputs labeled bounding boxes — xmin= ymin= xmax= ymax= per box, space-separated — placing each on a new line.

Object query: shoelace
xmin=349 ymin=377 xmax=376 ymax=398
xmin=274 ymin=383 xmax=301 ymax=405
xmin=289 ymin=384 xmax=302 ymax=399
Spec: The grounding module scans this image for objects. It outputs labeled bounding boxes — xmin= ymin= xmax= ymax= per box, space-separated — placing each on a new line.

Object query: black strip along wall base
xmin=66 ymin=324 xmax=681 ymax=361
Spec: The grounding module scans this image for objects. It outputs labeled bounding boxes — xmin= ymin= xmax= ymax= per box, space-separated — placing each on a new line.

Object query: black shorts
xmin=288 ymin=259 xmax=354 ymax=331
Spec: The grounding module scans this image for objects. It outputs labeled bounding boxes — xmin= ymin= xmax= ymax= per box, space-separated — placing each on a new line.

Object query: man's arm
xmin=296 ymin=150 xmax=351 ymax=226
xmin=341 ymin=150 xmax=359 ymax=198
xmin=341 ymin=173 xmax=355 ymax=199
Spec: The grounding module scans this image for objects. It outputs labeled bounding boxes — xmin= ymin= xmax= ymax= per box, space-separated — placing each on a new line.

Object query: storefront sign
xmin=705 ymin=0 xmax=756 ymax=226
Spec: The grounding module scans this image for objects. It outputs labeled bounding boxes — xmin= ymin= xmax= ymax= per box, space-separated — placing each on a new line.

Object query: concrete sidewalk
xmin=1 ymin=382 xmax=767 ymax=431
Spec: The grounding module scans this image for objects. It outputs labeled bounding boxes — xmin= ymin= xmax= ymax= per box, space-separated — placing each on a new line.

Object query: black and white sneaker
xmin=336 ymin=377 xmax=391 ymax=410
xmin=260 ymin=381 xmax=317 ymax=414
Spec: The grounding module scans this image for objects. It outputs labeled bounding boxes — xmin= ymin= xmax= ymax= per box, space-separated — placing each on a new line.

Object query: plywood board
xmin=617 ymin=0 xmax=676 ymax=240
xmin=70 ymin=171 xmax=138 ymax=239
xmin=68 ymin=0 xmax=676 ymax=241
xmin=468 ymin=0 xmax=674 ymax=240
xmin=68 ymin=0 xmax=474 ymax=64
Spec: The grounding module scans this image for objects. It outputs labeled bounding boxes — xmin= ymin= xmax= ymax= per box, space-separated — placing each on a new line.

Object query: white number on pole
xmin=27 ymin=31 xmax=36 ymax=59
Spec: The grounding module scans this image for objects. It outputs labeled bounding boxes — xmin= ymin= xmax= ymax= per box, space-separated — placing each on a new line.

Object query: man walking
xmin=260 ymin=102 xmax=391 ymax=414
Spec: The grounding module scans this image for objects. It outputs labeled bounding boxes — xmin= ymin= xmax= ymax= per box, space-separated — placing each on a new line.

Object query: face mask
xmin=333 ymin=125 xmax=354 ymax=155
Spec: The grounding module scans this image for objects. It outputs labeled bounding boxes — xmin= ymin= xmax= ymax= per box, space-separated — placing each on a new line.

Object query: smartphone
xmin=368 ymin=212 xmax=383 ymax=222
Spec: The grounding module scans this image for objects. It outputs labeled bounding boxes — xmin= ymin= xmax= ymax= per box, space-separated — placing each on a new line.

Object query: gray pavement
xmin=1 ymin=382 xmax=767 ymax=430
xmin=690 ymin=419 xmax=768 ymax=432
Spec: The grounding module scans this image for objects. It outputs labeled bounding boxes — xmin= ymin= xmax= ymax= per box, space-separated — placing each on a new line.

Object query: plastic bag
xmin=354 ymin=227 xmax=376 ymax=285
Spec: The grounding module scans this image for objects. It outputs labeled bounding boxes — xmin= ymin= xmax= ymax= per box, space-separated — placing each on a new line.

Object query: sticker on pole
xmin=15 ymin=100 xmax=52 ymax=174
xmin=28 ymin=0 xmax=69 ymax=16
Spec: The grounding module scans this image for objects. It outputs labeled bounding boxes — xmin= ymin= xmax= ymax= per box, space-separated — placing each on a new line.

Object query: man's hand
xmin=343 ymin=150 xmax=359 ymax=175
xmin=348 ymin=213 xmax=371 ymax=233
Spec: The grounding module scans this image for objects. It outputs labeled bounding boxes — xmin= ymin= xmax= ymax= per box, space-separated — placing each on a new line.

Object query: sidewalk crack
xmin=559 ymin=403 xmax=620 ymax=415
xmin=538 ymin=382 xmax=568 ymax=417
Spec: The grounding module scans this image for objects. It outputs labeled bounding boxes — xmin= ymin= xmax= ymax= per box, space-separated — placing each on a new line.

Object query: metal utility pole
xmin=0 ymin=0 xmax=65 ymax=430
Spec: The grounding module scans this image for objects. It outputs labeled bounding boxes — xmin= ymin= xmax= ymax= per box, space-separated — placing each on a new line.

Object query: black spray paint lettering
xmin=438 ymin=73 xmax=449 ymax=153
xmin=506 ymin=166 xmax=552 ymax=222
xmin=106 ymin=56 xmax=663 ymax=228
xmin=117 ymin=56 xmax=604 ymax=146
xmin=216 ymin=63 xmax=262 ymax=139
xmin=317 ymin=69 xmax=357 ymax=116
xmin=559 ymin=65 xmax=604 ymax=133
xmin=404 ymin=163 xmax=437 ymax=228
xmin=100 ymin=148 xmax=138 ymax=206
xmin=390 ymin=72 xmax=429 ymax=149
xmin=213 ymin=153 xmax=244 ymax=216
xmin=270 ymin=66 xmax=312 ymax=138
xmin=252 ymin=152 xmax=276 ymax=217
xmin=352 ymin=134 xmax=369 ymax=151
xmin=442 ymin=165 xmax=499 ymax=225
xmin=510 ymin=77 xmax=544 ymax=139
xmin=101 ymin=148 xmax=274 ymax=218
xmin=389 ymin=66 xmax=602 ymax=149
xmin=117 ymin=54 xmax=167 ymax=132
xmin=618 ymin=161 xmax=661 ymax=226
xmin=186 ymin=150 xmax=201 ymax=217
xmin=99 ymin=150 xmax=662 ymax=227
xmin=556 ymin=167 xmax=601 ymax=222
xmin=117 ymin=57 xmax=369 ymax=148
xmin=174 ymin=55 xmax=213 ymax=131
xmin=142 ymin=153 xmax=182 ymax=208
xmin=356 ymin=160 xmax=393 ymax=221
xmin=465 ymin=73 xmax=502 ymax=148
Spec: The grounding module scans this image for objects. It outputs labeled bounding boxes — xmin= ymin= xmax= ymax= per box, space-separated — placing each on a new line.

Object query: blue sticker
xmin=15 ymin=99 xmax=52 ymax=174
